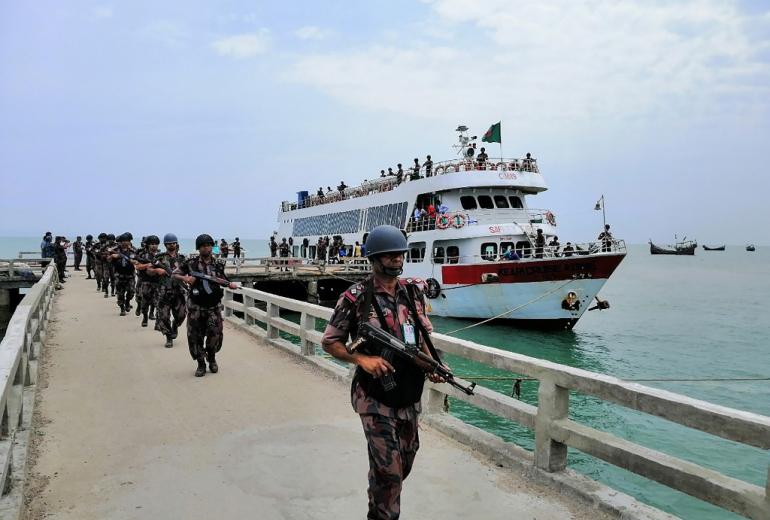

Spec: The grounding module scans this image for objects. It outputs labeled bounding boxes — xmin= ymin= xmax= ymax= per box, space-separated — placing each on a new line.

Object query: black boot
xmin=119 ymin=305 xmax=126 ymax=317
xmin=171 ymin=323 xmax=178 ymax=340
xmin=149 ymin=306 xmax=156 ymax=320
xmin=207 ymin=353 xmax=218 ymax=374
xmin=141 ymin=314 xmax=148 ymax=327
xmin=165 ymin=335 xmax=173 ymax=348
xmin=104 ymin=292 xmax=109 ymax=298
xmin=135 ymin=305 xmax=141 ymax=316
xmin=195 ymin=357 xmax=206 ymax=377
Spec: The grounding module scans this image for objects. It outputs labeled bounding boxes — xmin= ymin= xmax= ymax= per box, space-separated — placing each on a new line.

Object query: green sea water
xmin=3 ymin=237 xmax=768 ymax=518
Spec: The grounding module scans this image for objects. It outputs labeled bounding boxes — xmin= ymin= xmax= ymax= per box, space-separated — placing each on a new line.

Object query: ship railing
xmin=406 ymin=208 xmax=558 ymax=233
xmin=423 ymin=240 xmax=626 ymax=264
xmin=222 ymin=284 xmax=770 ymax=520
xmin=0 ymin=258 xmax=53 ymax=280
xmin=0 ymin=265 xmax=58 ymax=516
xmin=280 ymin=156 xmax=540 ymax=212
xmin=226 ymin=256 xmax=371 ymax=275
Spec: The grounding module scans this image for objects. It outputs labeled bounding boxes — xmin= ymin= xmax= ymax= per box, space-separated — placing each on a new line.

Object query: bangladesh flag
xmin=482 ymin=121 xmax=501 ymax=143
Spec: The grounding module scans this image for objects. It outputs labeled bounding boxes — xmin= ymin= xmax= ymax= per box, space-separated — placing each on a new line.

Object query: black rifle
xmin=348 ymin=322 xmax=476 ymax=395
xmin=189 ymin=270 xmax=240 ymax=295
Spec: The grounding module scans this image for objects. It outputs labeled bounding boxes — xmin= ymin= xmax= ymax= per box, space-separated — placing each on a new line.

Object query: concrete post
xmin=299 ymin=312 xmax=316 ymax=356
xmin=421 ymin=386 xmax=446 ymax=415
xmin=244 ymin=295 xmax=255 ymax=326
xmin=266 ymin=302 xmax=279 ymax=339
xmin=223 ymin=290 xmax=233 ymax=318
xmin=534 ymin=379 xmax=569 ymax=472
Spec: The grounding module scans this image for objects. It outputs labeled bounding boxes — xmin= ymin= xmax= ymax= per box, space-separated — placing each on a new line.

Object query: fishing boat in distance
xmin=702 ymin=245 xmax=725 ymax=251
xmin=649 ymin=237 xmax=697 ymax=255
xmin=746 ymin=244 xmax=756 ymax=252
xmin=275 ymin=126 xmax=627 ymax=330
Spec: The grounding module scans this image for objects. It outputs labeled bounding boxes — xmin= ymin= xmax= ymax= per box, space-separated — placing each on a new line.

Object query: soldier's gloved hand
xmin=357 ymin=355 xmax=395 ymax=379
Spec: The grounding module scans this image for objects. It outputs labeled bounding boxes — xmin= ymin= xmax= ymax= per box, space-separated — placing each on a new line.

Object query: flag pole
xmin=601 ymin=194 xmax=606 ymax=229
xmin=499 ymin=120 xmax=503 ymax=162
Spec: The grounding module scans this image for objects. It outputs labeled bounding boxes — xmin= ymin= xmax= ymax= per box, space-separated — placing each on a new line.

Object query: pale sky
xmin=1 ymin=0 xmax=769 ymax=244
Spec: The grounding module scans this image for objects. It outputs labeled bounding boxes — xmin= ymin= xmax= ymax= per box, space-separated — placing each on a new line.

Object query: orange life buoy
xmin=435 ymin=166 xmax=445 ymax=175
xmin=436 ymin=215 xmax=451 ymax=229
xmin=451 ymin=213 xmax=466 ymax=228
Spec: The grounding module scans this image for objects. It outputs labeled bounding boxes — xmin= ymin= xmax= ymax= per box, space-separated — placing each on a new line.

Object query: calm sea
xmin=2 ymin=237 xmax=767 ymax=518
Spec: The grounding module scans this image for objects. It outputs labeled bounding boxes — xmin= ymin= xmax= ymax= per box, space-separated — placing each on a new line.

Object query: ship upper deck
xmin=281 ymin=156 xmax=545 ymax=213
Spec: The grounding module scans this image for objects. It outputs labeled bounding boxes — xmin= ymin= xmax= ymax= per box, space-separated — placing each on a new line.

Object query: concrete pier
xmin=22 ymin=273 xmax=609 ymax=520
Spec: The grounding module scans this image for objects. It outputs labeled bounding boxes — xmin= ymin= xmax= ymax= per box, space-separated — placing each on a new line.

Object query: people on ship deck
xmin=317 ymin=187 xmax=325 ymax=198
xmin=477 ymin=147 xmax=488 ymax=165
xmin=534 ymin=229 xmax=546 ymax=258
xmin=562 ymin=242 xmax=574 ymax=257
xmin=549 ymin=236 xmax=561 ymax=256
xmin=380 ymin=169 xmax=387 ymax=178
xmin=337 ymin=181 xmax=348 ymax=195
xmin=598 ymin=224 xmax=613 ymax=252
xmin=501 ymin=247 xmax=520 ymax=261
xmin=423 ymin=155 xmax=433 ymax=177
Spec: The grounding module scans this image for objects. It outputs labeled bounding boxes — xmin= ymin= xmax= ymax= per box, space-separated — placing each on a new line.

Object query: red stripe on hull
xmin=441 ymin=254 xmax=625 ymax=285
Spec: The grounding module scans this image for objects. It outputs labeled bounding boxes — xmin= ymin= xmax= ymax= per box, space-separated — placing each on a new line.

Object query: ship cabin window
xmin=293 ymin=246 xmax=300 ymax=257
xmin=309 ymin=245 xmax=316 ymax=259
xmin=478 ymin=195 xmax=494 ymax=209
xmin=460 ymin=196 xmax=477 ymax=210
xmin=408 ymin=242 xmax=426 ymax=263
xmin=501 ymin=242 xmax=514 ymax=256
xmin=432 ymin=246 xmax=445 ymax=264
xmin=509 ymin=196 xmax=523 ymax=209
xmin=494 ymin=195 xmax=509 ymax=208
xmin=481 ymin=242 xmax=497 ymax=261
xmin=447 ymin=246 xmax=460 ymax=264
xmin=516 ymin=240 xmax=532 ymax=258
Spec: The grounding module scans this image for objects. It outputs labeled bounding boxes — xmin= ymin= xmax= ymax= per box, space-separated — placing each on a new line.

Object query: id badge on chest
xmin=402 ymin=322 xmax=417 ymax=346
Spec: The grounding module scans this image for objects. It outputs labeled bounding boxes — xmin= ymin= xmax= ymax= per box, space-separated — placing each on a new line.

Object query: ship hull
xmin=407 ymin=254 xmax=624 ymax=329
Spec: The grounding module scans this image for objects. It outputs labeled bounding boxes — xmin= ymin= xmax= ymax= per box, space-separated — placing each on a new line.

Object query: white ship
xmin=276 ymin=127 xmax=626 ymax=329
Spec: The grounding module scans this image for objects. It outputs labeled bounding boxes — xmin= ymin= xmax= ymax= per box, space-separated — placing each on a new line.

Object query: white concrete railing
xmin=223 ymin=285 xmax=770 ymax=520
xmin=0 ymin=265 xmax=58 ymax=517
xmin=0 ymin=259 xmax=53 ymax=281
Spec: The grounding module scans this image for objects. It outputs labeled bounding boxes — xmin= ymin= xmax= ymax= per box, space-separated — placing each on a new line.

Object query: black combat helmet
xmin=98 ymin=233 xmax=107 ymax=240
xmin=364 ymin=225 xmax=408 ymax=258
xmin=163 ymin=233 xmax=178 ymax=244
xmin=145 ymin=235 xmax=160 ymax=245
xmin=86 ymin=234 xmax=93 ymax=240
xmin=107 ymin=233 xmax=115 ymax=241
xmin=124 ymin=232 xmax=133 ymax=241
xmin=195 ymin=233 xmax=215 ymax=249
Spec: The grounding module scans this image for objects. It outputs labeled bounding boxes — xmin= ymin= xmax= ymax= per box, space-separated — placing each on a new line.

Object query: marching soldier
xmin=322 ymin=225 xmax=449 ymax=520
xmin=108 ymin=233 xmax=137 ymax=316
xmin=100 ymin=233 xmax=117 ymax=298
xmin=134 ymin=237 xmax=147 ymax=316
xmin=93 ymin=233 xmax=107 ymax=290
xmin=134 ymin=235 xmax=161 ymax=327
xmin=84 ymin=234 xmax=95 ymax=279
xmin=174 ymin=234 xmax=237 ymax=377
xmin=72 ymin=236 xmax=83 ymax=271
xmin=151 ymin=233 xmax=187 ymax=348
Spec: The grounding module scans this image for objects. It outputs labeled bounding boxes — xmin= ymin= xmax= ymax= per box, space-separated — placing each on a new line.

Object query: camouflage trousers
xmin=138 ymin=281 xmax=159 ymax=315
xmin=155 ymin=287 xmax=187 ymax=336
xmin=102 ymin=264 xmax=115 ymax=293
xmin=360 ymin=413 xmax=420 ymax=520
xmin=186 ymin=303 xmax=223 ymax=360
xmin=93 ymin=260 xmax=103 ymax=287
xmin=115 ymin=274 xmax=135 ymax=309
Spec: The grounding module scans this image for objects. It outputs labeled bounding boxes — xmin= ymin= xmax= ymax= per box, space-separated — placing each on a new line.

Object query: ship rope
xmin=442 ymin=279 xmax=577 ymax=335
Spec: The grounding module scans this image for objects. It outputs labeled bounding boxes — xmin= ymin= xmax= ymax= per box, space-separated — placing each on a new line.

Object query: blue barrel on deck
xmin=297 ymin=191 xmax=309 ymax=206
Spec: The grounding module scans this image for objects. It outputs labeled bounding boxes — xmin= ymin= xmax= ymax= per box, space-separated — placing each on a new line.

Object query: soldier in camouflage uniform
xmin=322 ymin=225 xmax=448 ymax=520
xmin=151 ymin=233 xmax=187 ymax=348
xmin=134 ymin=237 xmax=147 ymax=316
xmin=134 ymin=235 xmax=161 ymax=326
xmin=108 ymin=232 xmax=137 ymax=316
xmin=100 ymin=233 xmax=117 ymax=297
xmin=175 ymin=233 xmax=237 ymax=377
xmin=84 ymin=234 xmax=95 ymax=279
xmin=92 ymin=233 xmax=107 ymax=288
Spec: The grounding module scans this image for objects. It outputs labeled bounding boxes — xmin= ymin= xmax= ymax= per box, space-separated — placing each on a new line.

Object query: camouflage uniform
xmin=135 ymin=248 xmax=160 ymax=320
xmin=100 ymin=241 xmax=116 ymax=296
xmin=110 ymin=245 xmax=137 ymax=311
xmin=84 ymin=238 xmax=96 ymax=279
xmin=154 ymin=251 xmax=187 ymax=338
xmin=73 ymin=239 xmax=83 ymax=270
xmin=322 ymin=276 xmax=432 ymax=520
xmin=92 ymin=239 xmax=106 ymax=289
xmin=176 ymin=256 xmax=229 ymax=362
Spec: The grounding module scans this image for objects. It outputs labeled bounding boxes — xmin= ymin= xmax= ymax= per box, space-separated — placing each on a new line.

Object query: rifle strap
xmin=359 ymin=277 xmax=396 ymax=391
xmin=403 ymin=284 xmax=442 ymax=364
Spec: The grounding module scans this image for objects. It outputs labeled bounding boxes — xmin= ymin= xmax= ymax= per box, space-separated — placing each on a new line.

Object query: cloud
xmin=138 ymin=20 xmax=190 ymax=49
xmin=211 ymin=30 xmax=270 ymax=58
xmin=294 ymin=26 xmax=334 ymax=41
xmin=92 ymin=6 xmax=113 ymax=20
xmin=289 ymin=0 xmax=770 ymax=124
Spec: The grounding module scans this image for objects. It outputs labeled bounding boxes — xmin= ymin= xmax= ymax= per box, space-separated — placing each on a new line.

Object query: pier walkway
xmin=20 ymin=274 xmax=607 ymax=520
